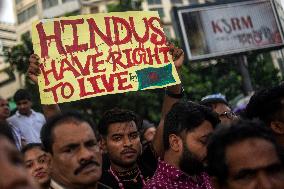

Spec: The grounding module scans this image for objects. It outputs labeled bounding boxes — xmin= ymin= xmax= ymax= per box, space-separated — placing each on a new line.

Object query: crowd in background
xmin=0 ymin=45 xmax=284 ymax=189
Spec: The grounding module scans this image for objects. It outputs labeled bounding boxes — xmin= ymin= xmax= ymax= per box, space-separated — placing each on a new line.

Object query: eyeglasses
xmin=218 ymin=111 xmax=237 ymax=120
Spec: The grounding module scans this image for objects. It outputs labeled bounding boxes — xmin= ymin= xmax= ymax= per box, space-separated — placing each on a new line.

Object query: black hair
xmin=0 ymin=121 xmax=16 ymax=145
xmin=98 ymin=108 xmax=141 ymax=137
xmin=21 ymin=143 xmax=43 ymax=154
xmin=207 ymin=119 xmax=284 ymax=186
xmin=14 ymin=89 xmax=31 ymax=102
xmin=41 ymin=112 xmax=96 ymax=154
xmin=244 ymin=84 xmax=284 ymax=125
xmin=163 ymin=101 xmax=220 ymax=150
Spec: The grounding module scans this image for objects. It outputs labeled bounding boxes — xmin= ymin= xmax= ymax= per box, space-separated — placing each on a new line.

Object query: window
xmin=150 ymin=8 xmax=165 ymax=18
xmin=147 ymin=0 xmax=161 ymax=5
xmin=170 ymin=0 xmax=183 ymax=3
xmin=42 ymin=0 xmax=59 ymax=10
xmin=90 ymin=6 xmax=99 ymax=13
xmin=17 ymin=4 xmax=37 ymax=24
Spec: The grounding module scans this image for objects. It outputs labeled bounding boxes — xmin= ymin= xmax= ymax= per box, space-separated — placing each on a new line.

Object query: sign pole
xmin=237 ymin=55 xmax=254 ymax=95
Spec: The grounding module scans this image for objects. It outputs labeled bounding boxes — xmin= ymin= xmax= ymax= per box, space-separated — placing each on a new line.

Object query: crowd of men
xmin=0 ymin=44 xmax=284 ymax=189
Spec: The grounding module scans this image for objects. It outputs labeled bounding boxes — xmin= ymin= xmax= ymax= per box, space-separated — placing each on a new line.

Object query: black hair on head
xmin=21 ymin=143 xmax=43 ymax=154
xmin=98 ymin=108 xmax=141 ymax=137
xmin=40 ymin=111 xmax=96 ymax=154
xmin=14 ymin=89 xmax=31 ymax=102
xmin=207 ymin=119 xmax=284 ymax=186
xmin=163 ymin=101 xmax=220 ymax=150
xmin=244 ymin=84 xmax=284 ymax=125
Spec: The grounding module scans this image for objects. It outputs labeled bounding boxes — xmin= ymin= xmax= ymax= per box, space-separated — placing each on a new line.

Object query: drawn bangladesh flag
xmin=136 ymin=64 xmax=176 ymax=90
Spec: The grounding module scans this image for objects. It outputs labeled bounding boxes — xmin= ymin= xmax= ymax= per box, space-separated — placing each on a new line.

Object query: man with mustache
xmin=144 ymin=101 xmax=219 ymax=189
xmin=97 ymin=45 xmax=184 ymax=189
xmin=22 ymin=143 xmax=51 ymax=189
xmin=207 ymin=120 xmax=284 ymax=189
xmin=40 ymin=112 xmax=110 ymax=189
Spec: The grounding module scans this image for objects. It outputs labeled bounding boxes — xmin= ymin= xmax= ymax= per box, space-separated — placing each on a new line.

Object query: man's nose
xmin=257 ymin=172 xmax=273 ymax=189
xmin=123 ymin=136 xmax=133 ymax=147
xmin=78 ymin=147 xmax=94 ymax=162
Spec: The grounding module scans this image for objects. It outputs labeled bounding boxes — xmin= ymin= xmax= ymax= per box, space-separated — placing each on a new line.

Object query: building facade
xmin=0 ymin=22 xmax=20 ymax=99
xmin=14 ymin=0 xmax=80 ymax=41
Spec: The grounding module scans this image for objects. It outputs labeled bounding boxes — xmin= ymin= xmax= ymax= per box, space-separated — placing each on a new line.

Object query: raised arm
xmin=28 ymin=54 xmax=61 ymax=119
xmin=152 ymin=43 xmax=184 ymax=157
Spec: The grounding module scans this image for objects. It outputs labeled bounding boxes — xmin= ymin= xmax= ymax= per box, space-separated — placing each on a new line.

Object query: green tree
xmin=4 ymin=33 xmax=33 ymax=78
xmin=181 ymin=52 xmax=282 ymax=104
xmin=4 ymin=34 xmax=42 ymax=112
xmin=247 ymin=52 xmax=282 ymax=90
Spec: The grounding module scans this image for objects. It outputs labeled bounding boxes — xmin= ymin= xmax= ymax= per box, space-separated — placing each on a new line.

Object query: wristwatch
xmin=165 ymin=87 xmax=184 ymax=99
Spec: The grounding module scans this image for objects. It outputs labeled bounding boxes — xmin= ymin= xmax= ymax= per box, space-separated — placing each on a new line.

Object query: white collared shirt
xmin=7 ymin=110 xmax=46 ymax=144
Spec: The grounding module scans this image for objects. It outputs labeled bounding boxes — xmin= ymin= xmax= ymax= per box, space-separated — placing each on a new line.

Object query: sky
xmin=0 ymin=0 xmax=15 ymax=24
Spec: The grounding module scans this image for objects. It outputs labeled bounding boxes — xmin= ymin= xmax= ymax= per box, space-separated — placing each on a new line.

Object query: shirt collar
xmin=50 ymin=180 xmax=65 ymax=189
xmin=16 ymin=109 xmax=35 ymax=117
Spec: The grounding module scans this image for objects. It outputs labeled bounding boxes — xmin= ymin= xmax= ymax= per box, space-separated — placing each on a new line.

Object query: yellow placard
xmin=32 ymin=11 xmax=180 ymax=104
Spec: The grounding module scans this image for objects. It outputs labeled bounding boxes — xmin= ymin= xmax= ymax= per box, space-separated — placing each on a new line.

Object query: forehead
xmin=214 ymin=103 xmax=231 ymax=114
xmin=226 ymin=138 xmax=280 ymax=173
xmin=186 ymin=120 xmax=214 ymax=138
xmin=107 ymin=121 xmax=138 ymax=136
xmin=52 ymin=121 xmax=96 ymax=148
xmin=24 ymin=147 xmax=45 ymax=160
xmin=16 ymin=99 xmax=30 ymax=104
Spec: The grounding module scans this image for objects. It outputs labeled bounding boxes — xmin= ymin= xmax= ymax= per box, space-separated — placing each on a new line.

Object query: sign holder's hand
xmin=28 ymin=54 xmax=41 ymax=84
xmin=167 ymin=42 xmax=184 ymax=72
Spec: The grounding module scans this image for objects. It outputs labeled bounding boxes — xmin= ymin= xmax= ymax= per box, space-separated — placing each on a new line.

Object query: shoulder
xmin=143 ymin=168 xmax=168 ymax=189
xmin=99 ymin=170 xmax=118 ymax=188
xmin=33 ymin=111 xmax=45 ymax=118
xmin=7 ymin=115 xmax=20 ymax=125
xmin=7 ymin=114 xmax=17 ymax=121
xmin=144 ymin=180 xmax=165 ymax=189
xmin=32 ymin=111 xmax=46 ymax=122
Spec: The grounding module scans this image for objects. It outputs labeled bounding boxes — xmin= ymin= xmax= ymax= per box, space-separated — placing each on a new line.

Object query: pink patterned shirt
xmin=143 ymin=160 xmax=213 ymax=189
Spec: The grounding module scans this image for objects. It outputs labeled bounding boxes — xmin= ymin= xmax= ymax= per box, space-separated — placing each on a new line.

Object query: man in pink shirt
xmin=144 ymin=101 xmax=220 ymax=189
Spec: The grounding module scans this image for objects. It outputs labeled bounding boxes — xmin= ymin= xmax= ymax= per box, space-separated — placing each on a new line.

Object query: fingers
xmin=166 ymin=42 xmax=184 ymax=61
xmin=28 ymin=54 xmax=41 ymax=76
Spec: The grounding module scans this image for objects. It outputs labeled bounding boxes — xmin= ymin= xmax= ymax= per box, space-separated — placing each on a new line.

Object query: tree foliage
xmin=4 ymin=33 xmax=33 ymax=75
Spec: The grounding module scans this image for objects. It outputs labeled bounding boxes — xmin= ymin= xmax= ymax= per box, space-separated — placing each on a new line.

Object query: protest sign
xmin=32 ymin=11 xmax=180 ymax=104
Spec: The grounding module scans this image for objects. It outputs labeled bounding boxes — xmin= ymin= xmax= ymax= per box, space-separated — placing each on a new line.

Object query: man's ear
xmin=168 ymin=134 xmax=182 ymax=152
xmin=99 ymin=137 xmax=107 ymax=153
xmin=270 ymin=121 xmax=284 ymax=135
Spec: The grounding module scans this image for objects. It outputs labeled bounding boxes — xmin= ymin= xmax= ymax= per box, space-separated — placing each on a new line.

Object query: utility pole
xmin=236 ymin=55 xmax=254 ymax=95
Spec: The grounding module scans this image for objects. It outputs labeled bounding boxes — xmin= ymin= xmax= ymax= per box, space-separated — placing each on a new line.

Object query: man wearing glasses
xmin=200 ymin=93 xmax=237 ymax=125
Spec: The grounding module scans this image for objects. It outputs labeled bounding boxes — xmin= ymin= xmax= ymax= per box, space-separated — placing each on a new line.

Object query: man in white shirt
xmin=8 ymin=89 xmax=46 ymax=144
